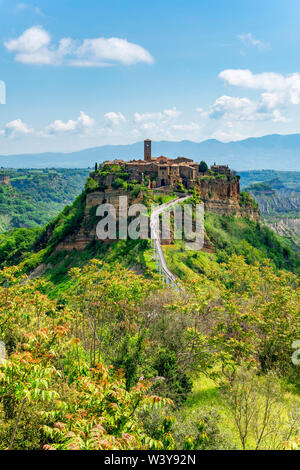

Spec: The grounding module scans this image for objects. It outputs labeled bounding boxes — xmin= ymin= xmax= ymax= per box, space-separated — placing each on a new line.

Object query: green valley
xmin=0 ymin=169 xmax=89 ymax=232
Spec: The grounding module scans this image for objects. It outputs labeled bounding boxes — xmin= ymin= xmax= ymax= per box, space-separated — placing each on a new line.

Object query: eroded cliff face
xmin=265 ymin=218 xmax=300 ymax=248
xmin=197 ymin=178 xmax=260 ymax=221
xmin=54 ymin=190 xmax=144 ymax=252
xmin=53 ymin=178 xmax=259 ymax=253
xmin=247 ymin=185 xmax=300 ymax=243
xmin=249 ymin=188 xmax=300 ymax=215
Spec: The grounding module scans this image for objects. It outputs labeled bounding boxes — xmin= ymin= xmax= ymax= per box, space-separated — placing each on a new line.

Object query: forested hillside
xmin=0 ymin=169 xmax=89 ymax=232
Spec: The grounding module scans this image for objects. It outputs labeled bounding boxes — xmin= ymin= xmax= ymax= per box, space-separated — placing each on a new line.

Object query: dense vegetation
xmin=0 ymin=169 xmax=89 ymax=232
xmin=0 ymin=254 xmax=299 ymax=450
xmin=0 ymin=176 xmax=299 ymax=450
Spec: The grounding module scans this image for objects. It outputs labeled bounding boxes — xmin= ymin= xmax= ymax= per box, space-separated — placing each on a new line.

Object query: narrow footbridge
xmin=150 ymin=195 xmax=190 ymax=289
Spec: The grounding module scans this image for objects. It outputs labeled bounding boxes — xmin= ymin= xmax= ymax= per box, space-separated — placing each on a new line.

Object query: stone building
xmin=98 ymin=139 xmax=235 ymax=191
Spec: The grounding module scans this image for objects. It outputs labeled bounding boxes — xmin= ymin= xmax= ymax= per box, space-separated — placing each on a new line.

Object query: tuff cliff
xmin=197 ymin=177 xmax=259 ymax=221
xmin=51 ymin=173 xmax=259 ymax=254
xmin=53 ymin=189 xmax=144 ymax=252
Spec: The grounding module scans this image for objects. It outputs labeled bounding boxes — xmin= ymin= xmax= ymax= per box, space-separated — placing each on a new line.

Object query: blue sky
xmin=1 ymin=0 xmax=300 ymax=154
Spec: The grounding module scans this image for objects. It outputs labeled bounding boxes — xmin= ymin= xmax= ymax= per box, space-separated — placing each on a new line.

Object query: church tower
xmin=144 ymin=139 xmax=152 ymax=161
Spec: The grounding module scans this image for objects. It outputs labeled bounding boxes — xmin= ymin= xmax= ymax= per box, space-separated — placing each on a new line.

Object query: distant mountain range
xmin=1 ymin=133 xmax=300 ymax=170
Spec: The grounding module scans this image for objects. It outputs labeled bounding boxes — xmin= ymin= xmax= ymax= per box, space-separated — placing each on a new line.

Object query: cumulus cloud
xmin=4 ymin=119 xmax=34 ymax=138
xmin=219 ymin=69 xmax=300 ymax=107
xmin=4 ymin=26 xmax=73 ymax=65
xmin=45 ymin=111 xmax=95 ymax=134
xmin=132 ymin=107 xmax=184 ymax=139
xmin=5 ymin=25 xmax=50 ymax=53
xmin=237 ymin=33 xmax=270 ymax=50
xmin=163 ymin=107 xmax=181 ymax=118
xmin=104 ymin=112 xmax=126 ymax=126
xmin=207 ymin=96 xmax=256 ymax=120
xmin=0 ymin=112 xmax=96 ymax=139
xmin=71 ymin=38 xmax=154 ymax=67
xmin=206 ymin=95 xmax=286 ymax=123
xmin=4 ymin=26 xmax=154 ymax=67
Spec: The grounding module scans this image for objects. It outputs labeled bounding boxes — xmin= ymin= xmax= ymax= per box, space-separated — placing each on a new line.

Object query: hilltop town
xmin=95 ymin=139 xmax=234 ymax=190
xmin=49 ymin=140 xmax=258 ymax=252
xmin=87 ymin=139 xmax=258 ymax=218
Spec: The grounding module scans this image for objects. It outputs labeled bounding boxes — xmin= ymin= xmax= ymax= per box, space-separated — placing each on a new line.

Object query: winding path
xmin=150 ymin=195 xmax=190 ymax=288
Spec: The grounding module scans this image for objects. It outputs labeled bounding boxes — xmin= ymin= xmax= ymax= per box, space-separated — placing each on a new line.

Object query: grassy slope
xmin=180 ymin=373 xmax=300 ymax=450
xmin=163 ymin=212 xmax=300 ymax=280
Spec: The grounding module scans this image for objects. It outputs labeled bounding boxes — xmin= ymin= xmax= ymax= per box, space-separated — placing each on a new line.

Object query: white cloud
xmin=206 ymin=95 xmax=286 ymax=123
xmin=134 ymin=112 xmax=158 ymax=123
xmin=219 ymin=69 xmax=300 ymax=106
xmin=237 ymin=33 xmax=270 ymax=50
xmin=4 ymin=119 xmax=34 ymax=138
xmin=4 ymin=26 xmax=154 ymax=67
xmin=71 ymin=38 xmax=154 ymax=67
xmin=163 ymin=107 xmax=181 ymax=118
xmin=132 ymin=107 xmax=183 ymax=139
xmin=5 ymin=25 xmax=50 ymax=53
xmin=140 ymin=122 xmax=158 ymax=131
xmin=134 ymin=107 xmax=181 ymax=123
xmin=104 ymin=112 xmax=126 ymax=125
xmin=207 ymin=95 xmax=259 ymax=120
xmin=45 ymin=111 xmax=95 ymax=134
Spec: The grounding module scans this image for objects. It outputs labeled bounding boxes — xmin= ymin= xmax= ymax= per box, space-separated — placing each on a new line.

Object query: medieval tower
xmin=144 ymin=139 xmax=152 ymax=161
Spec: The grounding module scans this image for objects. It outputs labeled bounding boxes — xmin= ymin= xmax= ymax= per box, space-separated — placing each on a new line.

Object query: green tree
xmin=199 ymin=161 xmax=208 ymax=173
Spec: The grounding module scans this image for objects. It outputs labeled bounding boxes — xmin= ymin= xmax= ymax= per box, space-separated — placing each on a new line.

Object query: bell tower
xmin=144 ymin=139 xmax=152 ymax=161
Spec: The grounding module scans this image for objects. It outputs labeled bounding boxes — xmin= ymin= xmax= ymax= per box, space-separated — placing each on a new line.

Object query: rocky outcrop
xmin=54 ymin=190 xmax=144 ymax=252
xmin=247 ymin=184 xmax=300 ymax=242
xmin=53 ymin=177 xmax=259 ymax=254
xmin=265 ymin=218 xmax=300 ymax=247
xmin=203 ymin=200 xmax=259 ymax=221
xmin=198 ymin=178 xmax=259 ymax=221
xmin=250 ymin=189 xmax=300 ymax=215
